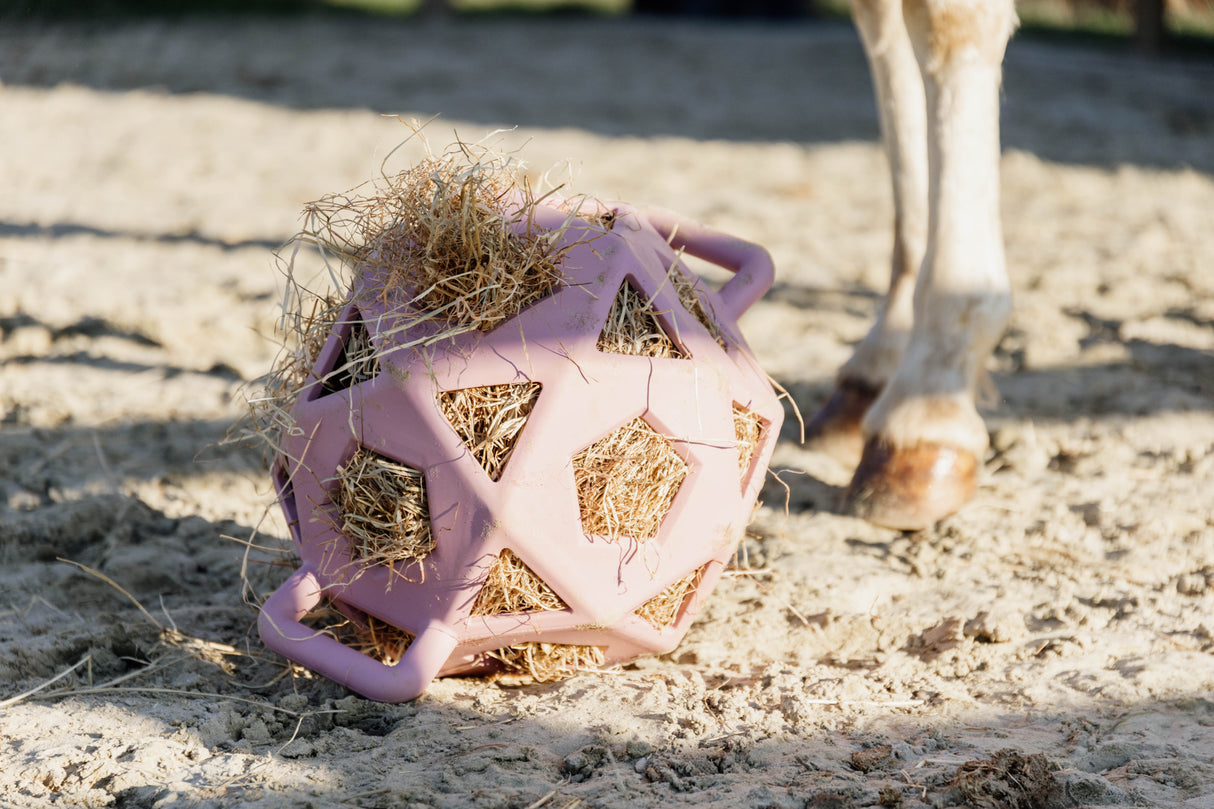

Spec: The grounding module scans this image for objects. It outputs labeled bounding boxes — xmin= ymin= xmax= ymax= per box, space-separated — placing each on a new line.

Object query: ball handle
xmin=639 ymin=207 xmax=776 ymax=322
xmin=258 ymin=565 xmax=457 ymax=703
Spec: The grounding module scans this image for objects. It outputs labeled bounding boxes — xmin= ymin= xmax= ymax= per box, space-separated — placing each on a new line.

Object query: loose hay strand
xmin=438 ymin=382 xmax=541 ymax=482
xmin=573 ymin=417 xmax=688 ymax=542
xmin=333 ymin=449 xmax=435 ymax=570
xmin=471 ymin=548 xmax=567 ymax=616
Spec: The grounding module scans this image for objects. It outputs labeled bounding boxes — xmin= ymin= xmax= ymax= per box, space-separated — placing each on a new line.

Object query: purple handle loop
xmin=258 ymin=566 xmax=457 ymax=703
xmin=640 ymin=207 xmax=776 ymax=322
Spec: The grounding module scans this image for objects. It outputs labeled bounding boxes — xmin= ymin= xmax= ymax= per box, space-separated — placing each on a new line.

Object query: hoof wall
xmin=803 ymin=379 xmax=879 ymax=468
xmin=843 ymin=438 xmax=977 ymax=531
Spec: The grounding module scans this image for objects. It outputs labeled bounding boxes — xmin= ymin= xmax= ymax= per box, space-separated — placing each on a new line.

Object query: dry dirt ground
xmin=2 ymin=14 xmax=1214 ymax=809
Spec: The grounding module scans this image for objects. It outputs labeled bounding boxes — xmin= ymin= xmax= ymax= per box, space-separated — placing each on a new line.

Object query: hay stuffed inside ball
xmin=254 ymin=139 xmax=783 ymax=702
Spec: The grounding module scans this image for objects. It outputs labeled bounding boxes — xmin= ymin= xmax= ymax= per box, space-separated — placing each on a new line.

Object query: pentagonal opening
xmin=573 ymin=417 xmax=688 ymax=543
xmin=332 ymin=448 xmax=434 ymax=569
xmin=485 ymin=642 xmax=606 ymax=683
xmin=471 ymin=548 xmax=568 ymax=616
xmin=320 ymin=308 xmax=379 ymax=397
xmin=597 ymin=278 xmax=687 ymax=359
xmin=733 ymin=405 xmax=766 ymax=491
xmin=438 ymin=382 xmax=541 ymax=482
xmin=635 ymin=565 xmax=705 ymax=631
xmin=668 ymin=265 xmax=728 ymax=350
xmin=302 ymin=598 xmax=414 ymax=666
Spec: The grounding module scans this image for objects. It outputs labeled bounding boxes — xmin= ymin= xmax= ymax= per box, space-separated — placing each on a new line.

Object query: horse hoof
xmin=843 ymin=438 xmax=977 ymax=530
xmin=803 ymin=379 xmax=879 ymax=468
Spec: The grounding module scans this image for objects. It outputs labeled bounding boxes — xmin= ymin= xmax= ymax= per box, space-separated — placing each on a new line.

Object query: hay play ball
xmin=254 ymin=140 xmax=783 ymax=702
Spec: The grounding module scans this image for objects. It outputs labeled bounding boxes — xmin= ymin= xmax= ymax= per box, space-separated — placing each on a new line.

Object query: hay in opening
xmin=733 ymin=405 xmax=765 ymax=483
xmin=238 ymin=133 xmax=594 ymax=467
xmin=305 ymin=138 xmax=574 ymax=335
xmin=635 ymin=566 xmax=704 ymax=630
xmin=597 ymin=279 xmax=686 ymax=359
xmin=438 ymin=382 xmax=541 ymax=481
xmin=471 ymin=547 xmax=567 ymax=616
xmin=333 ymin=448 xmax=434 ymax=569
xmin=321 ymin=312 xmax=380 ymax=396
xmin=487 ymin=642 xmax=606 ymax=683
xmin=668 ymin=264 xmax=728 ymax=350
xmin=301 ymin=599 xmax=415 ymax=667
xmin=573 ymin=417 xmax=688 ymax=542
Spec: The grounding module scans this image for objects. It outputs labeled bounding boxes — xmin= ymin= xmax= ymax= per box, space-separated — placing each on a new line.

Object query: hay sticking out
xmin=438 ymin=382 xmax=541 ymax=481
xmin=321 ymin=313 xmax=380 ymax=396
xmin=302 ymin=599 xmax=415 ymax=666
xmin=668 ymin=264 xmax=728 ymax=350
xmin=573 ymin=417 xmax=687 ymax=542
xmin=471 ymin=548 xmax=567 ymax=616
xmin=733 ymin=405 xmax=765 ymax=482
xmin=635 ymin=566 xmax=703 ymax=630
xmin=597 ymin=280 xmax=686 ymax=359
xmin=333 ymin=448 xmax=434 ymax=568
xmin=487 ymin=642 xmax=606 ymax=683
xmin=305 ymin=139 xmax=570 ymax=335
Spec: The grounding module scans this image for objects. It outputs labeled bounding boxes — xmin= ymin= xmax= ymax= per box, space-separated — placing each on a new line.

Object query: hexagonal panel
xmin=333 ymin=447 xmax=434 ymax=569
xmin=438 ymin=382 xmax=541 ymax=482
xmin=597 ymin=278 xmax=687 ymax=359
xmin=573 ymin=417 xmax=688 ymax=543
xmin=471 ymin=548 xmax=568 ymax=616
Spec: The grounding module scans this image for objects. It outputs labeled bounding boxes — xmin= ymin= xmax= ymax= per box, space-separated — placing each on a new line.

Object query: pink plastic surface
xmin=259 ymin=201 xmax=783 ymax=702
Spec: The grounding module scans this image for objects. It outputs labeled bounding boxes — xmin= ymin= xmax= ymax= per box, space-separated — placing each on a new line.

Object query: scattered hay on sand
xmin=487 ymin=642 xmax=606 ymax=683
xmin=471 ymin=548 xmax=567 ymax=616
xmin=573 ymin=417 xmax=688 ymax=542
xmin=332 ymin=448 xmax=434 ymax=570
xmin=438 ymin=382 xmax=541 ymax=481
xmin=635 ymin=566 xmax=703 ymax=630
xmin=597 ymin=280 xmax=685 ymax=359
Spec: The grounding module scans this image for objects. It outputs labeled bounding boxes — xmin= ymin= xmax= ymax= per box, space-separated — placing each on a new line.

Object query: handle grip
xmin=258 ymin=566 xmax=456 ymax=703
xmin=640 ymin=207 xmax=776 ymax=322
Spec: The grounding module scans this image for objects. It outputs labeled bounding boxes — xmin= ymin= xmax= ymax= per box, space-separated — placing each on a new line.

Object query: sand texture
xmin=2 ymin=16 xmax=1214 ymax=809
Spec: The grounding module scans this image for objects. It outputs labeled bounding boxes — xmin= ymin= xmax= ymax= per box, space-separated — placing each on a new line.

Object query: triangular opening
xmin=320 ymin=309 xmax=379 ymax=397
xmin=471 ymin=548 xmax=568 ymax=616
xmin=597 ymin=278 xmax=687 ymax=359
xmin=733 ymin=405 xmax=766 ymax=492
xmin=438 ymin=382 xmax=542 ymax=482
xmin=485 ymin=642 xmax=605 ymax=683
xmin=635 ymin=565 xmax=705 ymax=630
xmin=668 ymin=265 xmax=728 ymax=350
xmin=302 ymin=598 xmax=415 ymax=667
xmin=333 ymin=448 xmax=434 ymax=569
xmin=573 ymin=417 xmax=688 ymax=543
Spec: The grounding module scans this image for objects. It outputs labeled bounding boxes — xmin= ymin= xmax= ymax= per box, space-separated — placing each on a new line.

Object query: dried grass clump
xmin=597 ymin=280 xmax=685 ymax=359
xmin=333 ymin=448 xmax=434 ymax=569
xmin=733 ymin=405 xmax=765 ymax=481
xmin=302 ymin=599 xmax=415 ymax=666
xmin=471 ymin=548 xmax=567 ymax=616
xmin=668 ymin=265 xmax=728 ymax=350
xmin=438 ymin=382 xmax=541 ymax=481
xmin=487 ymin=642 xmax=606 ymax=682
xmin=573 ymin=417 xmax=687 ymax=542
xmin=635 ymin=566 xmax=703 ymax=630
xmin=305 ymin=139 xmax=573 ymax=335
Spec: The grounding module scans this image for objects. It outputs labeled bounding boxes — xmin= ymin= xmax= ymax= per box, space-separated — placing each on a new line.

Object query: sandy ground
xmin=2 ymin=14 xmax=1214 ymax=809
